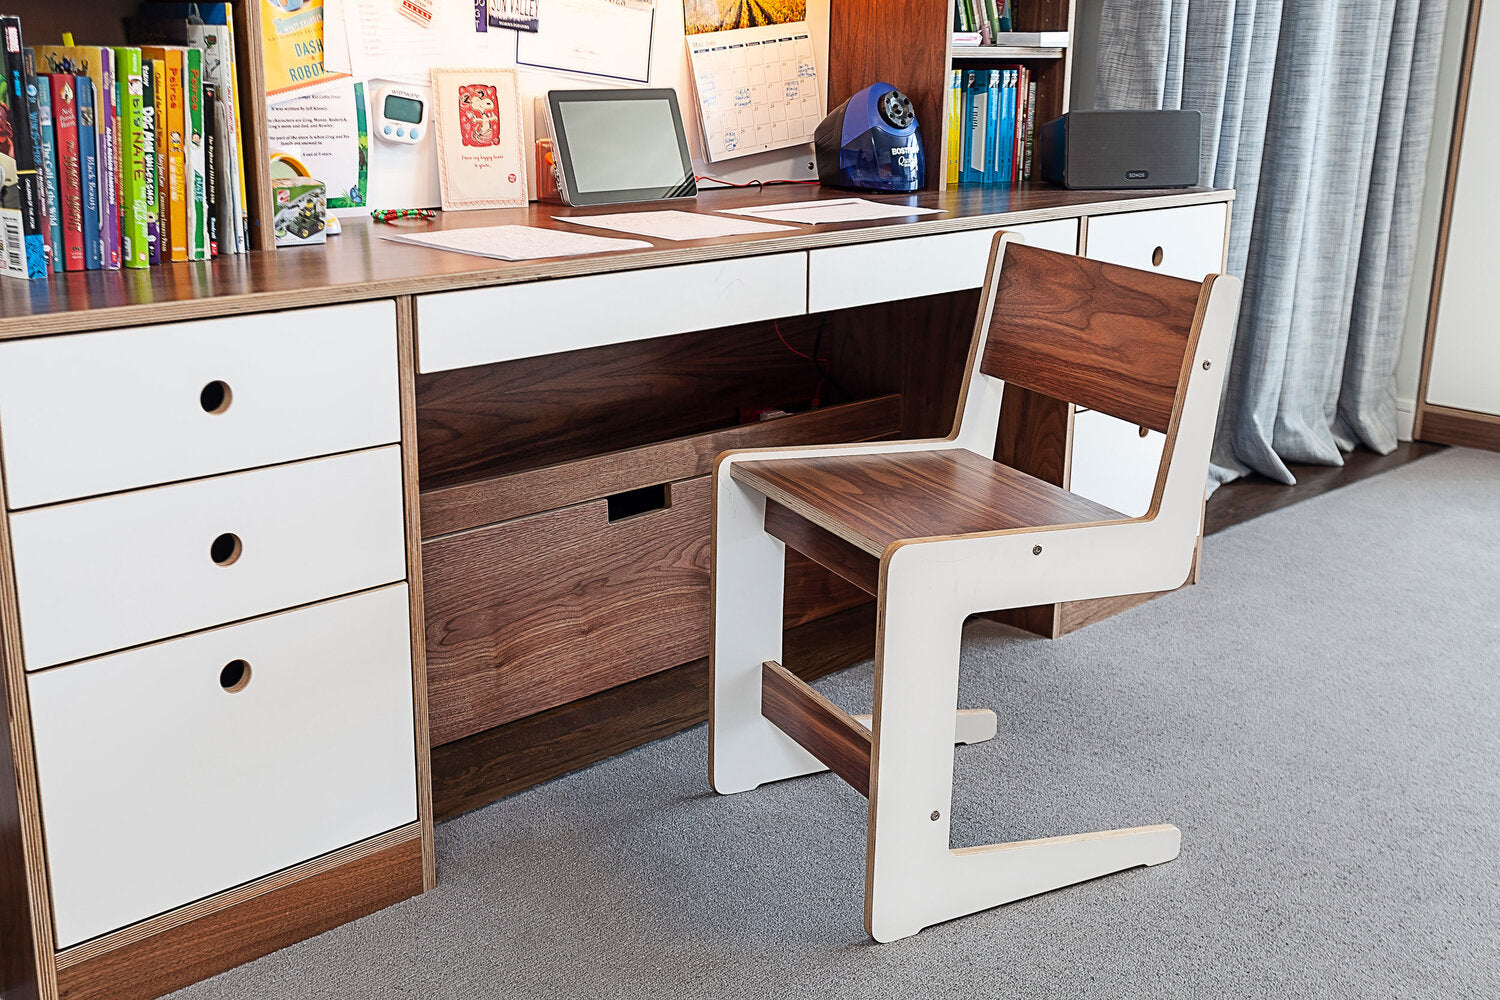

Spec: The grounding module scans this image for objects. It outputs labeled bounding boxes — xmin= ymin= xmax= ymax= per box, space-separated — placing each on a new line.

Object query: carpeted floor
xmin=172 ymin=446 xmax=1500 ymax=1000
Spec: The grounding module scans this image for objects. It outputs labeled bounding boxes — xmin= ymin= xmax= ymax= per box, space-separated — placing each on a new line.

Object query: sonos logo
xmin=1126 ymin=169 xmax=1149 ymax=180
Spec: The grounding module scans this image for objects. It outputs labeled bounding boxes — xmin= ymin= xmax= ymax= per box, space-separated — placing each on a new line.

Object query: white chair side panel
xmin=1426 ymin=0 xmax=1500 ymax=415
xmin=10 ymin=446 xmax=408 ymax=669
xmin=1068 ymin=410 xmax=1166 ymax=518
xmin=29 ymin=584 xmax=418 ymax=948
xmin=1084 ymin=203 xmax=1228 ymax=280
xmin=416 ymin=253 xmax=809 ymax=372
xmin=0 ymin=300 xmax=400 ymax=509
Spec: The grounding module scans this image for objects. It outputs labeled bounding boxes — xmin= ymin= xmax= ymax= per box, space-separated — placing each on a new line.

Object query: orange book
xmin=140 ymin=46 xmax=188 ymax=262
xmin=150 ymin=58 xmax=169 ymax=255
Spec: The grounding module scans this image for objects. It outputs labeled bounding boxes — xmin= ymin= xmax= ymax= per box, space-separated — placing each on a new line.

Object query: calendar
xmin=686 ymin=24 xmax=823 ymax=162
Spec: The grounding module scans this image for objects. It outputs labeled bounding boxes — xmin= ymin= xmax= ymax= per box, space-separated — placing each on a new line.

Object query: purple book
xmin=98 ymin=46 xmax=120 ymax=269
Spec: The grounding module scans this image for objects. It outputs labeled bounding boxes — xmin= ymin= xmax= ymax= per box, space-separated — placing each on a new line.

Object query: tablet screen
xmin=549 ymin=90 xmax=697 ymax=206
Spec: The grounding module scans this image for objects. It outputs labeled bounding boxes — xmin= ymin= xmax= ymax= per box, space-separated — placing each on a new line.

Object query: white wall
xmin=1393 ymin=0 xmax=1475 ymax=439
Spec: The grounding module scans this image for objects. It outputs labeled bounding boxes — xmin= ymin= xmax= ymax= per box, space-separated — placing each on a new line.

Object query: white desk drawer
xmin=11 ymin=446 xmax=407 ymax=670
xmin=1084 ymin=203 xmax=1228 ymax=281
xmin=806 ymin=219 xmax=1078 ymax=313
xmin=0 ymin=300 xmax=400 ymax=509
xmin=29 ymin=584 xmax=417 ymax=948
xmin=417 ymin=253 xmax=808 ymax=373
xmin=1069 ymin=409 xmax=1166 ymax=518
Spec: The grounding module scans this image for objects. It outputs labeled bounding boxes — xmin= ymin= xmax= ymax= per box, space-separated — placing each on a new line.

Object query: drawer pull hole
xmin=200 ymin=380 xmax=232 ymax=414
xmin=211 ymin=532 xmax=243 ymax=567
xmin=607 ymin=483 xmax=670 ymax=523
xmin=1150 ymin=246 xmax=1165 ymax=267
xmin=219 ymin=659 xmax=251 ymax=693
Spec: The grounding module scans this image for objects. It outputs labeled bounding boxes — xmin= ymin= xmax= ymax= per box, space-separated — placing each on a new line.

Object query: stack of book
xmin=0 ymin=2 xmax=250 ymax=280
xmin=945 ymin=68 xmax=1037 ymax=188
xmin=953 ymin=0 xmax=1013 ymax=43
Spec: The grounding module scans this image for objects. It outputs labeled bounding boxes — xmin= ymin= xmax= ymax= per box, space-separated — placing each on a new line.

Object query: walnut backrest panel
xmin=979 ymin=243 xmax=1206 ymax=434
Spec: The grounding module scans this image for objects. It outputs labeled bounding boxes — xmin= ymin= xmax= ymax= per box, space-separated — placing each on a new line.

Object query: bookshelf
xmin=828 ymin=0 xmax=1077 ymax=190
xmin=5 ymin=0 xmax=276 ymax=250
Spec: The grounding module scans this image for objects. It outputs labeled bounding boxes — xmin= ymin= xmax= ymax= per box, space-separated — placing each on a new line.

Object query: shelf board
xmin=951 ymin=45 xmax=1066 ymax=61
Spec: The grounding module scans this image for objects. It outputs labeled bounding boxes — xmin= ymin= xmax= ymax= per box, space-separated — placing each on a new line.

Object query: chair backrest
xmin=979 ymin=242 xmax=1205 ymax=435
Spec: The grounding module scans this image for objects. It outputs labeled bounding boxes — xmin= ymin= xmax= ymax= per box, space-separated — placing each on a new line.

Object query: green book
xmin=112 ymin=47 xmax=150 ymax=269
xmin=184 ymin=46 xmax=208 ymax=260
xmin=139 ymin=59 xmax=161 ymax=264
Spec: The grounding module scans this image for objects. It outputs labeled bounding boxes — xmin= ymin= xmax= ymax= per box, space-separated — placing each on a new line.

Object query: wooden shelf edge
xmin=419 ymin=393 xmax=905 ymax=537
xmin=951 ymin=46 xmax=1067 ymax=60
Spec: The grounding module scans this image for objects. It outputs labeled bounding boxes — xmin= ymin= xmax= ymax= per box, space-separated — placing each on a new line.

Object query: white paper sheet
xmin=687 ymin=24 xmax=822 ymax=162
xmin=719 ymin=198 xmax=945 ymax=224
xmin=556 ymin=210 xmax=795 ymax=241
xmin=515 ymin=0 xmax=656 ymax=84
xmin=322 ymin=0 xmax=352 ymax=75
xmin=343 ymin=0 xmax=459 ymax=84
xmin=266 ymin=83 xmax=368 ymax=208
xmin=382 ymin=225 xmax=651 ymax=260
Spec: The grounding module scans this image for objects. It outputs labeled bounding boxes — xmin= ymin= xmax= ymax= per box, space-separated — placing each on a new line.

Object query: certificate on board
xmin=515 ymin=0 xmax=656 ymax=85
xmin=430 ymin=68 xmax=528 ymax=210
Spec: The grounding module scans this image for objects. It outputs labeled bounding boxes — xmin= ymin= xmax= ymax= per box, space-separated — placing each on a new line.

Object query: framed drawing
xmin=429 ymin=68 xmax=528 ymax=210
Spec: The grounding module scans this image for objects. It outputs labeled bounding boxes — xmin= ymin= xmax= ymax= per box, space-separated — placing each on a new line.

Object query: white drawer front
xmin=417 ymin=253 xmax=808 ymax=373
xmin=11 ymin=446 xmax=407 ymax=670
xmin=30 ymin=585 xmax=418 ymax=947
xmin=807 ymin=219 xmax=1079 ymax=313
xmin=1069 ymin=408 xmax=1166 ymax=518
xmin=0 ymin=300 xmax=400 ymax=509
xmin=1084 ymin=203 xmax=1228 ymax=281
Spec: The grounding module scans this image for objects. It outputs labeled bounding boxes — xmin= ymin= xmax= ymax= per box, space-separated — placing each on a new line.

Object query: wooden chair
xmin=708 ymin=233 xmax=1241 ymax=942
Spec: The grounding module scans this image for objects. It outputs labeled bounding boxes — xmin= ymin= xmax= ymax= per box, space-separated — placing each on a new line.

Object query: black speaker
xmin=1038 ymin=110 xmax=1202 ymax=189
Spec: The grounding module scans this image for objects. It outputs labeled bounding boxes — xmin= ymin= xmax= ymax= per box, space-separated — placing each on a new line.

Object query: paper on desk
xmin=720 ymin=198 xmax=945 ymax=224
xmin=556 ymin=210 xmax=795 ymax=241
xmin=382 ymin=225 xmax=651 ymax=261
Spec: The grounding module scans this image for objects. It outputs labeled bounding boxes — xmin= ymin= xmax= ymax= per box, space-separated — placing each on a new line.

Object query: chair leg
xmin=709 ymin=475 xmax=828 ymax=794
xmin=864 ymin=556 xmax=1180 ymax=943
xmin=853 ymin=709 xmax=997 ymax=746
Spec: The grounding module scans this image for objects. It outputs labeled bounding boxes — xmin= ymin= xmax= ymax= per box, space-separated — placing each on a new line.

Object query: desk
xmin=0 ymin=184 xmax=1231 ymax=1000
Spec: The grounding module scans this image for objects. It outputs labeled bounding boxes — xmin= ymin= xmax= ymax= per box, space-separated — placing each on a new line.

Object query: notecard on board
xmin=430 ymin=68 xmax=528 ymax=210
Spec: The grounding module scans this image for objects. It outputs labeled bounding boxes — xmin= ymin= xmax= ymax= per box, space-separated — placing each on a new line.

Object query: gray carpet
xmin=173 ymin=447 xmax=1500 ymax=999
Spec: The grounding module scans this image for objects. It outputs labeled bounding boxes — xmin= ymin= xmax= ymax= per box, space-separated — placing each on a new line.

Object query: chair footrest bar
xmin=760 ymin=660 xmax=872 ymax=797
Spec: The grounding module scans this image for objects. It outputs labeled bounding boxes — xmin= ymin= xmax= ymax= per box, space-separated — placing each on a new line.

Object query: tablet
xmin=546 ymin=89 xmax=698 ymax=207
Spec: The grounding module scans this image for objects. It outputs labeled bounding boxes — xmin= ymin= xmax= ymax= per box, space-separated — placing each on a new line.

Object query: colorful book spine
xmin=49 ymin=74 xmax=85 ymax=271
xmin=36 ymin=70 xmax=63 ymax=267
xmin=983 ymin=70 xmax=1000 ymax=185
xmin=102 ymin=47 xmax=121 ymax=269
xmin=999 ymin=69 xmax=1017 ymax=184
xmin=184 ymin=46 xmax=207 ymax=261
xmin=946 ymin=69 xmax=961 ymax=187
xmin=149 ymin=58 xmax=168 ymax=251
xmin=203 ymin=83 xmax=218 ymax=256
xmin=1 ymin=18 xmax=48 ymax=279
xmin=140 ymin=59 xmax=161 ymax=264
xmin=113 ymin=47 xmax=149 ymax=269
xmin=960 ymin=70 xmax=986 ymax=185
xmin=1023 ymin=78 xmax=1037 ymax=180
xmin=76 ymin=75 xmax=101 ymax=270
xmin=20 ymin=48 xmax=57 ymax=272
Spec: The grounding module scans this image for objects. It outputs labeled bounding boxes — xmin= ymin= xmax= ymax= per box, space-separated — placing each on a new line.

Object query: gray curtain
xmin=1096 ymin=0 xmax=1449 ymax=488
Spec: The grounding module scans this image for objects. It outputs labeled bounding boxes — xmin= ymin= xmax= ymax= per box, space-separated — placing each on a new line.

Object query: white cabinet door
xmin=10 ymin=447 xmax=407 ymax=669
xmin=416 ymin=253 xmax=809 ymax=372
xmin=1084 ymin=203 xmax=1227 ymax=280
xmin=29 ymin=585 xmax=417 ymax=948
xmin=0 ymin=301 xmax=400 ymax=509
xmin=1426 ymin=1 xmax=1500 ymax=416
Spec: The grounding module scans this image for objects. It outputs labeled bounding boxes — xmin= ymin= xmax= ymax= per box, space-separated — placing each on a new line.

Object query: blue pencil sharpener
xmin=813 ymin=83 xmax=925 ymax=192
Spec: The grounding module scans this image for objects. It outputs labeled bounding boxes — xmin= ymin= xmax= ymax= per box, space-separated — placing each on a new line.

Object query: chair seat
xmin=732 ymin=448 xmax=1127 ymax=557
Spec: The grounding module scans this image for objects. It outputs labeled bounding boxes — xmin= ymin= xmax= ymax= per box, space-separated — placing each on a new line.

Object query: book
xmin=36 ymin=70 xmax=63 ymax=267
xmin=76 ymin=75 xmax=101 ymax=269
xmin=184 ymin=46 xmax=207 ymax=260
xmin=983 ymin=70 xmax=1000 ymax=184
xmin=35 ymin=45 xmax=121 ymax=269
xmin=20 ymin=48 xmax=57 ymax=272
xmin=1023 ymin=77 xmax=1037 ymax=180
xmin=140 ymin=46 xmax=187 ymax=262
xmin=1 ymin=17 xmax=49 ymax=279
xmin=140 ymin=59 xmax=161 ymax=264
xmin=946 ymin=69 xmax=961 ymax=187
xmin=149 ymin=57 xmax=167 ymax=253
xmin=113 ymin=47 xmax=149 ymax=269
xmin=960 ymin=70 xmax=986 ymax=185
xmin=203 ymin=82 xmax=218 ymax=255
xmin=49 ymin=74 xmax=85 ymax=270
xmin=998 ymin=69 xmax=1016 ymax=184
